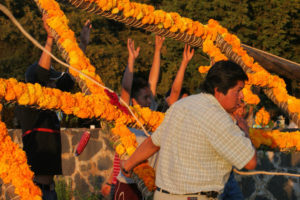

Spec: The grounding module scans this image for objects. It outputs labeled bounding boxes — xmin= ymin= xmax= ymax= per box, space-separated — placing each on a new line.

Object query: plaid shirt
xmin=151 ymin=93 xmax=255 ymax=194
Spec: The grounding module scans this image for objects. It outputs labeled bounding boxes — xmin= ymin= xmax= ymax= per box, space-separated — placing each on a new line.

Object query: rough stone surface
xmin=88 ymin=175 xmax=105 ymax=191
xmin=267 ymin=176 xmax=289 ymax=200
xmin=62 ymin=156 xmax=76 ymax=176
xmin=97 ymin=155 xmax=113 ymax=170
xmin=2 ymin=129 xmax=300 ymax=200
xmin=61 ymin=132 xmax=70 ymax=154
xmin=74 ymin=173 xmax=90 ymax=197
xmin=240 ymin=176 xmax=256 ymax=198
xmin=78 ymin=140 xmax=103 ymax=161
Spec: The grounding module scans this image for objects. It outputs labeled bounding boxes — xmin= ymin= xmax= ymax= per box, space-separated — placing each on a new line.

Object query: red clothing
xmin=112 ymin=153 xmax=120 ymax=185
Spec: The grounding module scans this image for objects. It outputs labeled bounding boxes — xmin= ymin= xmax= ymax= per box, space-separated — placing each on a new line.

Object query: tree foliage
xmin=0 ymin=0 xmax=299 ymax=126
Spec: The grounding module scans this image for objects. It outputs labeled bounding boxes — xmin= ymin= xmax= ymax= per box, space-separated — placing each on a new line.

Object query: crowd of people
xmin=16 ymin=15 xmax=258 ymax=200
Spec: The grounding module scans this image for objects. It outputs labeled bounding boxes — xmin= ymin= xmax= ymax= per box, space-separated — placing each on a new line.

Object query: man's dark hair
xmin=200 ymin=61 xmax=248 ymax=95
xmin=131 ymin=77 xmax=149 ymax=99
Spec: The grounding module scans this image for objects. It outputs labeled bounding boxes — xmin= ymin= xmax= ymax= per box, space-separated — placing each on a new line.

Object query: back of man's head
xmin=131 ymin=77 xmax=149 ymax=100
xmin=200 ymin=61 xmax=248 ymax=95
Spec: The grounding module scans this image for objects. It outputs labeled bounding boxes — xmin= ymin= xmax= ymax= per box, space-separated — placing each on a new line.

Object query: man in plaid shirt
xmin=121 ymin=60 xmax=256 ymax=200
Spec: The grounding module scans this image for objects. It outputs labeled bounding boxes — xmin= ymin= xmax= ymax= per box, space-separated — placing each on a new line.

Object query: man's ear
xmin=214 ymin=87 xmax=223 ymax=100
xmin=214 ymin=87 xmax=219 ymax=96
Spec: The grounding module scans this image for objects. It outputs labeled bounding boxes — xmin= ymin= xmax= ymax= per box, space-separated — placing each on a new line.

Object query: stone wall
xmin=1 ymin=128 xmax=115 ymax=200
xmin=235 ymin=151 xmax=300 ymax=200
xmin=1 ymin=129 xmax=300 ymax=200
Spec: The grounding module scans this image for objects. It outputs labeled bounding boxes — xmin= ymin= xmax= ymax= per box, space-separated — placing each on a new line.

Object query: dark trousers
xmin=35 ymin=182 xmax=58 ymax=200
xmin=114 ymin=180 xmax=143 ymax=200
xmin=219 ymin=171 xmax=243 ymax=200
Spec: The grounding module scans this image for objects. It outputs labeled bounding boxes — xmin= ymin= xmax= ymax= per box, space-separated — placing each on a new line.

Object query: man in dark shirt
xmin=15 ymin=15 xmax=90 ymax=200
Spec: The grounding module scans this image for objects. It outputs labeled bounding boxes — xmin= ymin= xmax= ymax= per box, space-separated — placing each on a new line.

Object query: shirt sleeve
xmin=203 ymin=107 xmax=255 ymax=170
xmin=35 ymin=65 xmax=51 ymax=86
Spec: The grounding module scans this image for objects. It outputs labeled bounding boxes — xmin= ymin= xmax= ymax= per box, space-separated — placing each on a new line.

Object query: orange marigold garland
xmin=249 ymin=128 xmax=300 ymax=151
xmin=242 ymin=84 xmax=260 ymax=105
xmin=216 ymin=24 xmax=300 ymax=119
xmin=0 ymin=78 xmax=164 ymax=130
xmin=255 ymin=107 xmax=270 ymax=127
xmin=133 ymin=162 xmax=156 ymax=191
xmin=0 ymin=119 xmax=42 ymax=200
xmin=198 ymin=66 xmax=211 ymax=74
xmin=2 ymin=0 xmax=299 ymax=197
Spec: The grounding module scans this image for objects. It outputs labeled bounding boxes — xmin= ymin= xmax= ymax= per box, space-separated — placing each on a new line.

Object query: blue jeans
xmin=41 ymin=188 xmax=57 ymax=200
xmin=219 ymin=171 xmax=243 ymax=200
xmin=109 ymin=184 xmax=115 ymax=200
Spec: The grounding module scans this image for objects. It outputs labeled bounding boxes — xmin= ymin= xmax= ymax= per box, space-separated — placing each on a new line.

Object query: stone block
xmin=74 ymin=173 xmax=90 ymax=197
xmin=280 ymin=153 xmax=292 ymax=168
xmin=88 ymin=175 xmax=105 ymax=191
xmin=291 ymin=153 xmax=300 ymax=167
xmin=62 ymin=156 xmax=76 ymax=175
xmin=267 ymin=176 xmax=289 ymax=200
xmin=240 ymin=176 xmax=255 ymax=198
xmin=254 ymin=195 xmax=270 ymax=200
xmin=78 ymin=140 xmax=103 ymax=161
xmin=256 ymin=152 xmax=275 ymax=171
xmin=97 ymin=155 xmax=113 ymax=170
xmin=89 ymin=129 xmax=99 ymax=139
xmin=61 ymin=132 xmax=70 ymax=154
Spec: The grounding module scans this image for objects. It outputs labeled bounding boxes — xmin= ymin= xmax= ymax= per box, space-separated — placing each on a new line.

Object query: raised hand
xmin=182 ymin=44 xmax=194 ymax=64
xmin=127 ymin=38 xmax=140 ymax=61
xmin=154 ymin=35 xmax=165 ymax=51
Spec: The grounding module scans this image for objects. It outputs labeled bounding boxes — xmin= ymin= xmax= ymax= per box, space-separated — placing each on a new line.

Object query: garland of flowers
xmin=36 ymin=0 xmax=299 ymax=192
xmin=242 ymin=84 xmax=260 ymax=105
xmin=35 ymin=0 xmax=106 ymax=96
xmin=255 ymin=107 xmax=271 ymax=127
xmin=249 ymin=128 xmax=300 ymax=151
xmin=1 ymin=0 xmax=299 ymax=196
xmin=39 ymin=0 xmax=300 ymax=122
xmin=216 ymin=25 xmax=300 ymax=120
xmin=0 ymin=76 xmax=164 ymax=164
xmin=58 ymin=0 xmax=300 ymax=123
xmin=195 ymin=20 xmax=299 ymax=119
xmin=133 ymin=162 xmax=156 ymax=192
xmin=0 ymin=107 xmax=42 ymax=200
xmin=0 ymin=78 xmax=164 ymax=130
xmin=198 ymin=65 xmax=211 ymax=74
xmin=0 ymin=76 xmax=164 ymax=194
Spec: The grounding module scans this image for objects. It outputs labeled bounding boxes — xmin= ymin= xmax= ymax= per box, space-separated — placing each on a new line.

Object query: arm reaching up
xmin=166 ymin=44 xmax=194 ymax=106
xmin=121 ymin=38 xmax=140 ymax=105
xmin=79 ymin=19 xmax=92 ymax=53
xmin=38 ymin=14 xmax=54 ymax=71
xmin=148 ymin=35 xmax=165 ymax=97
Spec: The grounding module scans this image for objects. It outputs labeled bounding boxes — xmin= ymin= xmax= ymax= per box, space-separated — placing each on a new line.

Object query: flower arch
xmin=0 ymin=0 xmax=299 ymax=199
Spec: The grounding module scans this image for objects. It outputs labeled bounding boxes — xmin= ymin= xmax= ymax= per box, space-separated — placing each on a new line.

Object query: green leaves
xmin=0 ymin=0 xmax=299 ymax=95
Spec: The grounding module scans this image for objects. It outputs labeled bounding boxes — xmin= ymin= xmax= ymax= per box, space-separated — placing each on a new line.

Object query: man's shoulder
xmin=175 ymin=93 xmax=217 ymax=109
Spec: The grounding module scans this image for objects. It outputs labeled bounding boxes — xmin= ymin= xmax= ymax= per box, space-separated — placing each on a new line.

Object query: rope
xmin=215 ymin=35 xmax=300 ymax=128
xmin=0 ymin=3 xmax=150 ymax=137
xmin=58 ymin=0 xmax=300 ymax=128
xmin=2 ymin=3 xmax=300 ymax=179
xmin=57 ymin=0 xmax=205 ymax=48
xmin=233 ymin=168 xmax=300 ymax=177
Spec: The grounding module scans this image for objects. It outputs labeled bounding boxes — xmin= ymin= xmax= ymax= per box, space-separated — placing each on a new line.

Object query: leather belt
xmin=156 ymin=187 xmax=218 ymax=198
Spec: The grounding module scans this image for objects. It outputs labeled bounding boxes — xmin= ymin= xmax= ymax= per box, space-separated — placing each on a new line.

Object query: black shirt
xmin=15 ymin=64 xmax=62 ymax=175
